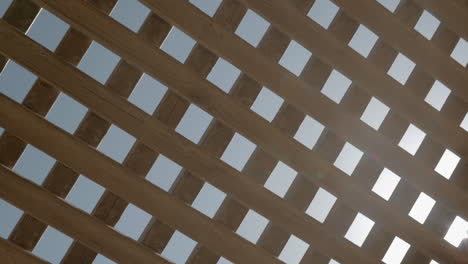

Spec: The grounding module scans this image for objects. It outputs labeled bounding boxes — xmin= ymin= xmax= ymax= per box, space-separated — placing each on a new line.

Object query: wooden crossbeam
xmin=3 ymin=0 xmax=465 ymax=262
xmin=0 ymin=165 xmax=172 ymax=264
xmin=0 ymin=238 xmax=48 ymax=264
xmin=133 ymin=0 xmax=468 ymax=222
xmin=333 ymin=0 xmax=468 ymax=104
xmin=0 ymin=19 xmax=373 ymax=263
xmin=412 ymin=0 xmax=468 ymax=43
xmin=0 ymin=94 xmax=283 ymax=264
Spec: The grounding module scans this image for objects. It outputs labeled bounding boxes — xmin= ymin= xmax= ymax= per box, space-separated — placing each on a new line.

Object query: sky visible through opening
xmin=0 ymin=0 xmax=467 ymax=263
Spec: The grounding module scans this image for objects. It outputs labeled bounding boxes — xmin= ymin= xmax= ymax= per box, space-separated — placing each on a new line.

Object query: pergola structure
xmin=0 ymin=0 xmax=467 ymax=263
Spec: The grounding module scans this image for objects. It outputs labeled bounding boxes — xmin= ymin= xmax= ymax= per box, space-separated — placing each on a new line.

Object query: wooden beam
xmin=130 ymin=0 xmax=468 ymax=221
xmin=0 ymin=0 xmax=40 ymax=72
xmin=225 ymin=0 xmax=467 ymax=156
xmin=0 ymin=1 xmax=465 ymax=262
xmin=412 ymin=0 xmax=468 ymax=46
xmin=0 ymin=237 xmax=48 ymax=264
xmin=0 ymin=95 xmax=284 ymax=264
xmin=0 ymin=18 xmax=377 ymax=264
xmin=0 ymin=165 xmax=172 ymax=264
xmin=333 ymin=0 xmax=468 ymax=104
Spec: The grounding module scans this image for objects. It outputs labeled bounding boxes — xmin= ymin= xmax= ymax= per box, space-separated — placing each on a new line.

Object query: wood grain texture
xmin=0 ymin=165 xmax=172 ymax=264
xmin=0 ymin=20 xmax=374 ymax=263
xmin=0 ymin=238 xmax=48 ymax=264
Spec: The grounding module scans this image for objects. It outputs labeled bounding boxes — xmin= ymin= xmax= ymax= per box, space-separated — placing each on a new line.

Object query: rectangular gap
xmin=398 ymin=124 xmax=426 ymax=155
xmin=191 ymin=182 xmax=226 ymax=218
xmin=161 ymin=231 xmax=197 ymax=264
xmin=145 ymin=155 xmax=182 ymax=192
xmin=206 ymin=58 xmax=241 ymax=93
xmin=220 ymin=133 xmax=256 ymax=171
xmin=250 ymin=87 xmax=284 ymax=122
xmin=110 ymin=0 xmax=150 ymax=33
xmin=333 ymin=142 xmax=363 ymax=176
xmin=444 ymin=216 xmax=468 ymax=247
xmin=189 ymin=0 xmax=222 ymax=17
xmin=278 ymin=235 xmax=309 ymax=264
xmin=128 ymin=73 xmax=168 ymax=115
xmin=65 ymin=175 xmax=105 ymax=214
xmin=408 ymin=192 xmax=435 ymax=224
xmin=293 ymin=116 xmax=325 ymax=150
xmin=307 ymin=0 xmax=339 ymax=29
xmin=77 ymin=41 xmax=120 ymax=85
xmin=387 ymin=53 xmax=416 ymax=85
xmin=235 ymin=9 xmax=270 ymax=47
xmin=0 ymin=198 xmax=23 ymax=238
xmin=33 ymin=226 xmax=73 ymax=264
xmin=414 ymin=10 xmax=440 ymax=40
xmin=264 ymin=161 xmax=297 ymax=198
xmin=45 ymin=92 xmax=88 ymax=134
xmin=97 ymin=124 xmax=136 ymax=163
xmin=160 ymin=26 xmax=196 ymax=63
xmin=114 ymin=203 xmax=152 ymax=240
xmin=348 ymin=25 xmax=378 ymax=58
xmin=175 ymin=104 xmax=213 ymax=144
xmin=451 ymin=38 xmax=468 ymax=67
xmin=0 ymin=0 xmax=13 ymax=17
xmin=0 ymin=61 xmax=38 ymax=103
xmin=305 ymin=188 xmax=337 ymax=223
xmin=321 ymin=70 xmax=352 ymax=103
xmin=434 ymin=149 xmax=460 ymax=179
xmin=344 ymin=213 xmax=375 ymax=247
xmin=424 ymin=81 xmax=451 ymax=111
xmin=360 ymin=97 xmax=390 ymax=130
xmin=236 ymin=209 xmax=269 ymax=243
xmin=278 ymin=40 xmax=312 ymax=76
xmin=382 ymin=237 xmax=411 ymax=264
xmin=372 ymin=168 xmax=400 ymax=201
xmin=26 ymin=9 xmax=69 ymax=52
xmin=13 ymin=144 xmax=55 ymax=185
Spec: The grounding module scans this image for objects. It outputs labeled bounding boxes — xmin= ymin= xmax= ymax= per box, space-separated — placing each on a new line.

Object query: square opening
xmin=305 ymin=188 xmax=337 ymax=223
xmin=398 ymin=124 xmax=426 ymax=155
xmin=0 ymin=61 xmax=38 ymax=103
xmin=207 ymin=58 xmax=241 ymax=93
xmin=408 ymin=192 xmax=436 ymax=224
xmin=279 ymin=40 xmax=312 ymax=76
xmin=189 ymin=0 xmax=222 ymax=17
xmin=46 ymin=93 xmax=87 ymax=134
xmin=360 ymin=97 xmax=390 ymax=130
xmin=450 ymin=38 xmax=468 ymax=67
xmin=424 ymin=80 xmax=451 ymax=111
xmin=110 ymin=0 xmax=150 ymax=32
xmin=175 ymin=104 xmax=213 ymax=144
xmin=13 ymin=145 xmax=55 ymax=185
xmin=162 ymin=231 xmax=197 ymax=264
xmin=344 ymin=213 xmax=375 ymax=247
xmin=128 ymin=73 xmax=168 ymax=114
xmin=348 ymin=25 xmax=378 ymax=57
xmin=307 ymin=0 xmax=339 ymax=29
xmin=65 ymin=175 xmax=105 ymax=214
xmin=161 ymin=27 xmax=196 ymax=63
xmin=334 ymin=142 xmax=364 ymax=175
xmin=97 ymin=125 xmax=136 ymax=163
xmin=146 ymin=155 xmax=182 ymax=192
xmin=414 ymin=10 xmax=440 ymax=40
xmin=115 ymin=204 xmax=152 ymax=240
xmin=372 ymin=168 xmax=401 ymax=201
xmin=250 ymin=87 xmax=284 ymax=122
xmin=434 ymin=149 xmax=460 ymax=179
xmin=382 ymin=237 xmax=411 ymax=264
xmin=235 ymin=9 xmax=270 ymax=47
xmin=33 ymin=226 xmax=73 ymax=264
xmin=461 ymin=113 xmax=468 ymax=132
xmin=0 ymin=0 xmax=13 ymax=17
xmin=0 ymin=199 xmax=23 ymax=238
xmin=293 ymin=116 xmax=325 ymax=149
xmin=192 ymin=183 xmax=226 ymax=218
xmin=321 ymin=70 xmax=352 ymax=103
xmin=387 ymin=53 xmax=416 ymax=85
xmin=78 ymin=41 xmax=120 ymax=84
xmin=278 ymin=235 xmax=309 ymax=264
xmin=26 ymin=9 xmax=69 ymax=52
xmin=236 ymin=210 xmax=269 ymax=243
xmin=220 ymin=133 xmax=256 ymax=171
xmin=264 ymin=161 xmax=297 ymax=198
xmin=376 ymin=0 xmax=400 ymax=13
xmin=444 ymin=216 xmax=468 ymax=247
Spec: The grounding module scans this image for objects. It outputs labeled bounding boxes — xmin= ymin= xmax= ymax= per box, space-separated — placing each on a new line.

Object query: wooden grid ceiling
xmin=0 ymin=0 xmax=467 ymax=263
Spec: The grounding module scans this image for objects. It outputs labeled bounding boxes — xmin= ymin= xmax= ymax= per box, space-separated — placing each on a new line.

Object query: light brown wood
xmin=132 ymin=0 xmax=468 ymax=222
xmin=0 ymin=17 xmax=376 ymax=263
xmin=333 ymin=0 xmax=468 ymax=104
xmin=0 ymin=238 xmax=48 ymax=264
xmin=0 ymin=95 xmax=284 ymax=264
xmin=0 ymin=165 xmax=172 ymax=264
xmin=0 ymin=1 xmax=465 ymax=262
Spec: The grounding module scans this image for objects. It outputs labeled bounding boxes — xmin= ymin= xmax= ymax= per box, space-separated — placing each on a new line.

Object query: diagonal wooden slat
xmin=0 ymin=237 xmax=48 ymax=264
xmin=3 ymin=0 xmax=466 ymax=262
xmin=133 ymin=0 xmax=468 ymax=221
xmin=0 ymin=95 xmax=283 ymax=264
xmin=229 ymin=0 xmax=467 ymax=158
xmin=0 ymin=21 xmax=375 ymax=263
xmin=333 ymin=0 xmax=468 ymax=104
xmin=0 ymin=0 xmax=40 ymax=72
xmin=0 ymin=165 xmax=172 ymax=264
